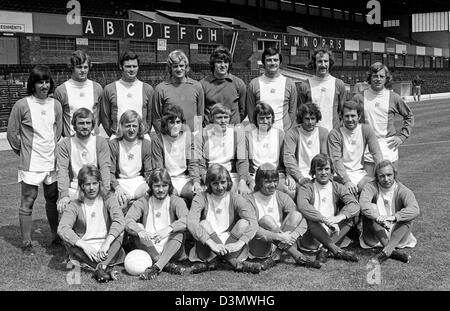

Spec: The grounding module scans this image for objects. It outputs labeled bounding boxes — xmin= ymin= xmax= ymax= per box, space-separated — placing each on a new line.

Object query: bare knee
xmin=20 ymin=190 xmax=38 ymax=215
xmin=234 ymin=219 xmax=249 ymax=232
xmin=259 ymin=215 xmax=278 ymax=231
xmin=286 ymin=211 xmax=302 ymax=225
xmin=199 ymin=220 xmax=214 ymax=234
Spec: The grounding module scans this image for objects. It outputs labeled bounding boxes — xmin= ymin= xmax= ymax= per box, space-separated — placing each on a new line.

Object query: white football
xmin=124 ymin=249 xmax=153 ymax=276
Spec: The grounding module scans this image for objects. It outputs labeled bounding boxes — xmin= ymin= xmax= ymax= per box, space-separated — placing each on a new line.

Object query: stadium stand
xmin=0 ymin=0 xmax=128 ymax=18
xmin=1 ymin=1 xmax=450 ymax=133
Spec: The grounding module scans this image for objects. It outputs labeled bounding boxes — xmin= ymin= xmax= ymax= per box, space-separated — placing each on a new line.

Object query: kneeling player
xmin=152 ymin=104 xmax=203 ymax=203
xmin=247 ymin=163 xmax=321 ymax=270
xmin=58 ymin=165 xmax=126 ymax=283
xmin=246 ymin=103 xmax=296 ymax=198
xmin=57 ymin=108 xmax=111 ymax=213
xmin=109 ymin=110 xmax=152 ymax=212
xmin=125 ymin=168 xmax=189 ymax=280
xmin=297 ymin=154 xmax=360 ymax=263
xmin=359 ymin=160 xmax=419 ymax=264
xmin=327 ymin=100 xmax=383 ymax=197
xmin=187 ymin=164 xmax=261 ymax=273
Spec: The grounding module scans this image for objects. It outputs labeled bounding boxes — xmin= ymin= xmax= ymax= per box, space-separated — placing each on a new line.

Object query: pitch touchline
xmin=402 ymin=140 xmax=450 ymax=147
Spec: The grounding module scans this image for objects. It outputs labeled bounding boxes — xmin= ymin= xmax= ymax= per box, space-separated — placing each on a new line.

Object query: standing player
xmin=151 ymin=104 xmax=202 ymax=202
xmin=58 ymin=164 xmax=125 ymax=283
xmin=101 ymin=51 xmax=153 ymax=138
xmin=359 ymin=161 xmax=419 ymax=264
xmin=247 ymin=164 xmax=321 ymax=270
xmin=153 ymin=50 xmax=204 ymax=133
xmin=352 ymin=62 xmax=414 ymax=175
xmin=200 ymin=46 xmax=247 ymax=125
xmin=7 ymin=65 xmax=63 ymax=254
xmin=297 ymin=154 xmax=360 ymax=263
xmin=196 ymin=104 xmax=251 ymax=195
xmin=297 ymin=47 xmax=347 ymax=132
xmin=246 ymin=103 xmax=296 ymax=198
xmin=283 ymin=102 xmax=328 ymax=186
xmin=53 ymin=50 xmax=103 ymax=137
xmin=246 ymin=47 xmax=297 ymax=132
xmin=125 ymin=168 xmax=189 ymax=280
xmin=327 ymin=101 xmax=383 ymax=196
xmin=187 ymin=164 xmax=261 ymax=274
xmin=109 ymin=110 xmax=152 ymax=211
xmin=57 ymin=108 xmax=111 ymax=213
xmin=412 ymin=75 xmax=424 ymax=102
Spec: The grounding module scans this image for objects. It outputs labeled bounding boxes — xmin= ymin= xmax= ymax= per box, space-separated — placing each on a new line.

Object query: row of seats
xmin=235 ymin=10 xmax=426 ymax=46
xmin=0 ymin=0 xmax=128 ymax=19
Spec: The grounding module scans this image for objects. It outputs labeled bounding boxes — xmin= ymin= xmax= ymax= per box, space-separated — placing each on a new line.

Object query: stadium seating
xmin=234 ymin=10 xmax=425 ymax=46
xmin=0 ymin=0 xmax=128 ymax=19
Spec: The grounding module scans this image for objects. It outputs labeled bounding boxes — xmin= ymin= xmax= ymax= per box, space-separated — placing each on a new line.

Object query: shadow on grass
xmin=0 ymin=219 xmax=68 ymax=272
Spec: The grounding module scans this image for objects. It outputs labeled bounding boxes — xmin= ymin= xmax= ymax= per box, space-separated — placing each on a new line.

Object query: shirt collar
xmin=207 ymin=73 xmax=233 ymax=83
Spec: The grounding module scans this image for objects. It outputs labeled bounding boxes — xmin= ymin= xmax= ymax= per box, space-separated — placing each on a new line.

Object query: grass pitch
xmin=1 ymin=99 xmax=449 ymax=291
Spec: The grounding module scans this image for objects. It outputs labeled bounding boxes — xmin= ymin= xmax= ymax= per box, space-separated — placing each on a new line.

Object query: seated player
xmin=284 ymin=102 xmax=328 ymax=186
xmin=328 ymin=100 xmax=383 ymax=196
xmin=297 ymin=154 xmax=360 ymax=263
xmin=196 ymin=103 xmax=251 ymax=195
xmin=187 ymin=164 xmax=261 ymax=274
xmin=58 ymin=164 xmax=126 ymax=283
xmin=151 ymin=104 xmax=202 ymax=203
xmin=109 ymin=110 xmax=152 ymax=212
xmin=359 ymin=160 xmax=419 ymax=264
xmin=57 ymin=108 xmax=111 ymax=213
xmin=246 ymin=103 xmax=296 ymax=198
xmin=125 ymin=168 xmax=189 ymax=280
xmin=247 ymin=163 xmax=321 ymax=270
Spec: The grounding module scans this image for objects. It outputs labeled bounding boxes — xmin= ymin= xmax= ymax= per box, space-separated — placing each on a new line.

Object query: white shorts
xmin=110 ymin=133 xmax=151 ymax=141
xmin=359 ymin=228 xmax=417 ymax=249
xmin=171 ymin=174 xmax=190 ymax=194
xmin=347 ymin=169 xmax=368 ymax=186
xmin=117 ymin=176 xmax=147 ymax=199
xmin=18 ymin=170 xmax=57 ymax=186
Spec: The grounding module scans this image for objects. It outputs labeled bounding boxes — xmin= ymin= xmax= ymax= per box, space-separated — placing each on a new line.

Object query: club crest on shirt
xmin=81 ymin=150 xmax=88 ymax=158
xmin=41 ymin=110 xmax=47 ymax=116
xmin=263 ymin=143 xmax=269 ymax=149
xmin=307 ymin=140 xmax=312 ymax=147
xmin=127 ymin=93 xmax=133 ymax=98
xmin=172 ymin=146 xmax=182 ymax=157
xmin=211 ymin=138 xmax=225 ymax=149
xmin=155 ymin=211 xmax=161 ymax=218
xmin=91 ymin=212 xmax=96 ymax=218
xmin=321 ymin=197 xmax=326 ymax=203
xmin=79 ymin=92 xmax=85 ymax=98
xmin=383 ymin=199 xmax=390 ymax=207
xmin=351 ymin=140 xmax=357 ymax=145
xmin=216 ymin=208 xmax=222 ymax=214
xmin=267 ymin=208 xmax=273 ymax=213
xmin=270 ymin=88 xmax=276 ymax=94
xmin=375 ymin=102 xmax=380 ymax=107
xmin=128 ymin=153 xmax=134 ymax=160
